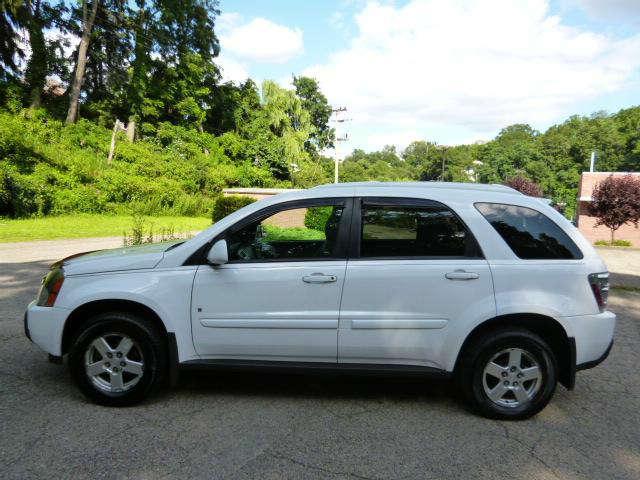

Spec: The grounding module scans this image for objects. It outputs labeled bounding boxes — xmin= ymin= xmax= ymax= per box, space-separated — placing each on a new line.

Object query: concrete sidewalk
xmin=1 ymin=237 xmax=638 ymax=287
xmin=0 ymin=236 xmax=123 ymax=263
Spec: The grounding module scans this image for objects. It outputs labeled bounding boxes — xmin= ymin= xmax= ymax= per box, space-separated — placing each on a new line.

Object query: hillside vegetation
xmin=1 ymin=1 xmax=638 ymax=223
xmin=2 ymin=105 xmax=639 ymax=221
xmin=0 ymin=108 xmax=296 ymax=218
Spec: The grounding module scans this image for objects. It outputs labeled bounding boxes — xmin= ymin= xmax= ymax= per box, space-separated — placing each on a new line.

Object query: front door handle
xmin=445 ymin=270 xmax=479 ymax=280
xmin=302 ymin=273 xmax=337 ymax=284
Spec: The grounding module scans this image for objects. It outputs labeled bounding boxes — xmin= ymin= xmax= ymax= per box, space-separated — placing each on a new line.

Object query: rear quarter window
xmin=475 ymin=202 xmax=583 ymax=260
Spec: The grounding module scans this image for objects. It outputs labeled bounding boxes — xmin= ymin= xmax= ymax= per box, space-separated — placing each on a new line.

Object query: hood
xmin=59 ymin=241 xmax=181 ymax=276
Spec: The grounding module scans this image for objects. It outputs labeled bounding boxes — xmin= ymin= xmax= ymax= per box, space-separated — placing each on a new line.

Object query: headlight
xmin=37 ymin=268 xmax=65 ymax=307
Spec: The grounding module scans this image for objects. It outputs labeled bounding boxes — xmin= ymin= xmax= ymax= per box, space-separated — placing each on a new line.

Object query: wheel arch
xmin=61 ymin=299 xmax=169 ymax=356
xmin=453 ymin=313 xmax=575 ymax=389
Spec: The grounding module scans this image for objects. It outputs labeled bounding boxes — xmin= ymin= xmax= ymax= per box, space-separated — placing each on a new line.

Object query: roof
xmin=312 ymin=181 xmax=520 ymax=194
xmin=222 ymin=188 xmax=300 ymax=195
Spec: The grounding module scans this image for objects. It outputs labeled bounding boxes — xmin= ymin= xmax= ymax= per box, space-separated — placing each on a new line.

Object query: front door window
xmin=226 ymin=204 xmax=345 ymax=261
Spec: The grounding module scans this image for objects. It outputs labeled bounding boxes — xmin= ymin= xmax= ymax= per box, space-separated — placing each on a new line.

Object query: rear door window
xmin=475 ymin=202 xmax=583 ymax=259
xmin=359 ymin=200 xmax=481 ymax=258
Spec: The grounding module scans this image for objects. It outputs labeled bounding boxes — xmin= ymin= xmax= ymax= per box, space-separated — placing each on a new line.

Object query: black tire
xmin=457 ymin=328 xmax=557 ymax=420
xmin=68 ymin=311 xmax=167 ymax=406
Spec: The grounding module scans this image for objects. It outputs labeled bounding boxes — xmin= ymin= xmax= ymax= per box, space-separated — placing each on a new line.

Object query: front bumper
xmin=24 ymin=301 xmax=69 ymax=356
xmin=24 ymin=311 xmax=31 ymax=340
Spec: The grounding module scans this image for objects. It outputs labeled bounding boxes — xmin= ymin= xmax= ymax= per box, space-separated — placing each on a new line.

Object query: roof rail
xmin=311 ymin=181 xmax=520 ymax=194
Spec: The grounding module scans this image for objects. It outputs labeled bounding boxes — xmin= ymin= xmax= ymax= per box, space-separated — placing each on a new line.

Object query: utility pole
xmin=589 ymin=151 xmax=596 ymax=172
xmin=330 ymin=107 xmax=350 ymax=183
xmin=440 ymin=146 xmax=447 ymax=181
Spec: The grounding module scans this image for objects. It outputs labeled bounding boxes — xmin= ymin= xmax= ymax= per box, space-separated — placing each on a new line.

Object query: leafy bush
xmin=304 ymin=206 xmax=333 ymax=231
xmin=594 ymin=239 xmax=632 ymax=247
xmin=0 ymin=111 xmax=249 ymax=218
xmin=504 ymin=176 xmax=543 ymax=197
xmin=263 ymin=225 xmax=324 ymax=242
xmin=212 ymin=195 xmax=256 ymax=222
xmin=590 ymin=174 xmax=640 ymax=243
xmin=0 ymin=161 xmax=47 ymax=216
xmin=51 ymin=186 xmax=106 ymax=214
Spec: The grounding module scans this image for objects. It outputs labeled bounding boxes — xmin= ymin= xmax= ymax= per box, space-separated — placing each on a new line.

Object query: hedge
xmin=212 ymin=195 xmax=256 ymax=222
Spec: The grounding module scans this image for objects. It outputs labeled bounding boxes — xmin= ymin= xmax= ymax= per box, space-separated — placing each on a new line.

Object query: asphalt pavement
xmin=1 ymin=259 xmax=639 ymax=479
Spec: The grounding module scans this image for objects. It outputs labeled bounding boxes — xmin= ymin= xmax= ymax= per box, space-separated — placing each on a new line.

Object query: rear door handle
xmin=302 ymin=273 xmax=337 ymax=284
xmin=445 ymin=270 xmax=479 ymax=280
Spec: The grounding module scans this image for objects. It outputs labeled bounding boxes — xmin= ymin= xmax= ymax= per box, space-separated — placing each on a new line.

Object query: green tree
xmin=0 ymin=0 xmax=24 ymax=79
xmin=293 ymin=76 xmax=334 ymax=154
xmin=18 ymin=0 xmax=65 ymax=108
xmin=260 ymin=80 xmax=312 ymax=179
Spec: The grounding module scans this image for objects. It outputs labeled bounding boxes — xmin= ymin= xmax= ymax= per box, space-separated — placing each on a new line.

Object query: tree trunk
xmin=65 ymin=0 xmax=99 ymax=124
xmin=24 ymin=1 xmax=46 ymax=108
xmin=126 ymin=117 xmax=135 ymax=142
xmin=611 ymin=228 xmax=615 ymax=244
xmin=128 ymin=5 xmax=148 ymax=126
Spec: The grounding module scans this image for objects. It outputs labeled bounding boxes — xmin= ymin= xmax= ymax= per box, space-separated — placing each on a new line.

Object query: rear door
xmin=338 ymin=197 xmax=495 ymax=369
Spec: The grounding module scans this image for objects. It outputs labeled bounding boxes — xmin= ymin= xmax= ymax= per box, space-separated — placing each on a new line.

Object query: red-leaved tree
xmin=589 ymin=174 xmax=640 ymax=243
xmin=504 ymin=176 xmax=543 ymax=197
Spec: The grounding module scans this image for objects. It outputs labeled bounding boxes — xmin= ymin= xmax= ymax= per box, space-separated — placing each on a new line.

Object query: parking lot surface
xmin=1 ymin=259 xmax=639 ymax=479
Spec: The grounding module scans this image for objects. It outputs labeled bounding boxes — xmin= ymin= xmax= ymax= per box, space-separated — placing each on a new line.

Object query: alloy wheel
xmin=84 ymin=333 xmax=144 ymax=393
xmin=482 ymin=347 xmax=542 ymax=408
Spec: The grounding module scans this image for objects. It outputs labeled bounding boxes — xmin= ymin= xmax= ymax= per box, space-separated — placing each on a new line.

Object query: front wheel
xmin=68 ymin=312 xmax=167 ymax=406
xmin=458 ymin=328 xmax=557 ymax=420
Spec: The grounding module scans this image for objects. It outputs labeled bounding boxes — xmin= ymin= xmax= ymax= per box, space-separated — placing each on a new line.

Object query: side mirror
xmin=206 ymin=239 xmax=228 ymax=266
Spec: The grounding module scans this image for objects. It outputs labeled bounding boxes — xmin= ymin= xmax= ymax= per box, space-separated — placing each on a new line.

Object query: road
xmin=1 ymin=251 xmax=639 ymax=479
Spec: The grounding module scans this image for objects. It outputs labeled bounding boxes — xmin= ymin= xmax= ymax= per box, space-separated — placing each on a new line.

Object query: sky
xmin=216 ymin=0 xmax=640 ymax=155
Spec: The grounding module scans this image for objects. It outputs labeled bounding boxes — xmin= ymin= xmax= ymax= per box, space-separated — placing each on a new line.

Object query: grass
xmin=0 ymin=214 xmax=212 ymax=242
xmin=263 ymin=225 xmax=325 ymax=242
xmin=611 ymin=285 xmax=640 ymax=294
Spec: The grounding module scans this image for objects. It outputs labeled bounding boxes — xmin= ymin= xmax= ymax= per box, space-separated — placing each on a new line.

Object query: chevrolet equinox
xmin=24 ymin=182 xmax=615 ymax=419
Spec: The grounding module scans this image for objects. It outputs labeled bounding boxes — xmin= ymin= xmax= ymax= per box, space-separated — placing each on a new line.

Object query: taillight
xmin=588 ymin=272 xmax=609 ymax=312
xmin=37 ymin=268 xmax=65 ymax=307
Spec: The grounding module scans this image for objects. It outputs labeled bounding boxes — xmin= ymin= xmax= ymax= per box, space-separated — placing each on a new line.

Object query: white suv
xmin=24 ymin=182 xmax=615 ymax=419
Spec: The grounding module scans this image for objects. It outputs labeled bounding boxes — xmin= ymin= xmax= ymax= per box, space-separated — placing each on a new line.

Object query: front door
xmin=338 ymin=197 xmax=495 ymax=369
xmin=191 ymin=198 xmax=351 ymax=362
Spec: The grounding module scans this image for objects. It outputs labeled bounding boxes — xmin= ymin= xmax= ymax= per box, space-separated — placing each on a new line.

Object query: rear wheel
xmin=69 ymin=312 xmax=166 ymax=406
xmin=458 ymin=328 xmax=557 ymax=420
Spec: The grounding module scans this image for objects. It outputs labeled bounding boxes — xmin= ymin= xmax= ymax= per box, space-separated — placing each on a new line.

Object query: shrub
xmin=0 ymin=169 xmax=11 ymax=215
xmin=304 ymin=206 xmax=333 ymax=231
xmin=594 ymin=239 xmax=632 ymax=247
xmin=504 ymin=176 xmax=543 ymax=197
xmin=0 ymin=162 xmax=48 ymax=217
xmin=212 ymin=195 xmax=256 ymax=222
xmin=51 ymin=186 xmax=106 ymax=214
xmin=589 ymin=174 xmax=640 ymax=243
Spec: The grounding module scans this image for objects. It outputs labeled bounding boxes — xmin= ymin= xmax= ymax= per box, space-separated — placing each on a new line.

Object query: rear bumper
xmin=561 ymin=310 xmax=616 ymax=365
xmin=577 ymin=338 xmax=613 ymax=371
xmin=561 ymin=310 xmax=615 ymax=389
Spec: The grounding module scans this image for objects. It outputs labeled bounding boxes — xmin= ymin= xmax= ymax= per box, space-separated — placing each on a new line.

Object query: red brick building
xmin=576 ymin=172 xmax=640 ymax=246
